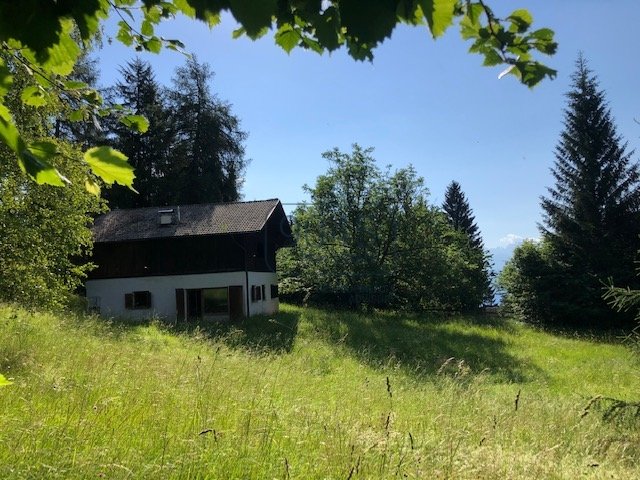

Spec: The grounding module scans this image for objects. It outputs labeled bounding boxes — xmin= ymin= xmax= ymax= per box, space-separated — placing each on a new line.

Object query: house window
xmin=202 ymin=288 xmax=228 ymax=315
xmin=261 ymin=284 xmax=266 ymax=300
xmin=270 ymin=284 xmax=279 ymax=299
xmin=125 ymin=291 xmax=152 ymax=309
xmin=251 ymin=285 xmax=262 ymax=302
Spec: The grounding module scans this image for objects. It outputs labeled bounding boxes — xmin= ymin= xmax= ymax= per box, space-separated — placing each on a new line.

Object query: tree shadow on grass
xmin=104 ymin=306 xmax=541 ymax=381
xmin=108 ymin=309 xmax=301 ymax=355
xmin=303 ymin=308 xmax=544 ymax=383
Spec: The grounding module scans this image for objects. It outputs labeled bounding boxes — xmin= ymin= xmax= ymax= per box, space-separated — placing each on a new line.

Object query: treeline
xmin=61 ymin=56 xmax=248 ymax=208
xmin=0 ymin=52 xmax=248 ymax=308
xmin=278 ymin=145 xmax=494 ymax=312
xmin=498 ymin=56 xmax=640 ymax=329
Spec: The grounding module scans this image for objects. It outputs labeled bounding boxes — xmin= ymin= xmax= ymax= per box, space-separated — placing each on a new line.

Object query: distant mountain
xmin=489 ymin=244 xmax=519 ymax=273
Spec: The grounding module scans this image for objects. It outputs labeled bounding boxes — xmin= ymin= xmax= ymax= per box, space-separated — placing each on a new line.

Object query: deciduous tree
xmin=0 ymin=54 xmax=105 ymax=309
xmin=280 ymin=144 xmax=491 ymax=311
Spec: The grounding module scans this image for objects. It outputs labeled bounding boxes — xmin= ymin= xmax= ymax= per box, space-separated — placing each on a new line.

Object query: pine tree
xmin=540 ymin=54 xmax=640 ymax=325
xmin=104 ymin=58 xmax=174 ymax=208
xmin=443 ymin=180 xmax=482 ymax=249
xmin=166 ymin=57 xmax=248 ymax=204
xmin=443 ymin=180 xmax=494 ymax=304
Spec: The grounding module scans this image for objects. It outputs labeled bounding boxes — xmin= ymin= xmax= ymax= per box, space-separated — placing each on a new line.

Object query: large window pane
xmin=203 ymin=288 xmax=228 ymax=315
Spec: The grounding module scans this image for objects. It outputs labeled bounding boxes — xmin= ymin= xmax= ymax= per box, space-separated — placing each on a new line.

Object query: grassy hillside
xmin=1 ymin=304 xmax=639 ymax=479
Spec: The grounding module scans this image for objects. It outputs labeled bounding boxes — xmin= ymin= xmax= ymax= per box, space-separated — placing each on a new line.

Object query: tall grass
xmin=0 ymin=304 xmax=639 ymax=478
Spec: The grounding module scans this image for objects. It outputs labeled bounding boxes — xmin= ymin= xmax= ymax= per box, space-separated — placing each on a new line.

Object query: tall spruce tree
xmin=539 ymin=55 xmax=640 ymax=325
xmin=443 ymin=181 xmax=482 ymax=249
xmin=166 ymin=57 xmax=248 ymax=204
xmin=443 ymin=180 xmax=494 ymax=304
xmin=104 ymin=58 xmax=174 ymax=208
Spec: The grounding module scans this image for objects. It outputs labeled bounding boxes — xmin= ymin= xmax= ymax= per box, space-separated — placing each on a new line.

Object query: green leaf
xmin=482 ymin=49 xmax=503 ymax=67
xmin=314 ymin=6 xmax=341 ymax=51
xmin=419 ymin=0 xmax=456 ymax=38
xmin=68 ymin=109 xmax=85 ymax=122
xmin=63 ymin=80 xmax=88 ymax=90
xmin=120 ymin=114 xmax=150 ymax=133
xmin=530 ymin=28 xmax=554 ymax=42
xmin=144 ymin=4 xmax=163 ymax=24
xmin=82 ymin=89 xmax=103 ymax=106
xmin=141 ymin=19 xmax=154 ymax=36
xmin=0 ymin=115 xmax=22 ymax=152
xmin=144 ymin=36 xmax=163 ymax=53
xmin=117 ymin=20 xmax=134 ymax=46
xmin=0 ymin=102 xmax=11 ymax=122
xmin=166 ymin=39 xmax=186 ymax=50
xmin=301 ymin=36 xmax=323 ymax=54
xmin=275 ymin=24 xmax=301 ymax=53
xmin=85 ymin=177 xmax=101 ymax=196
xmin=36 ymin=19 xmax=80 ymax=76
xmin=0 ymin=59 xmax=13 ymax=97
xmin=22 ymin=141 xmax=66 ymax=186
xmin=514 ymin=61 xmax=557 ymax=88
xmin=174 ymin=0 xmax=221 ymax=26
xmin=84 ymin=146 xmax=136 ymax=190
xmin=20 ymin=85 xmax=47 ymax=107
xmin=0 ymin=374 xmax=11 ymax=387
xmin=229 ymin=0 xmax=277 ymax=38
xmin=508 ymin=9 xmax=533 ymax=33
xmin=340 ymin=0 xmax=397 ymax=45
xmin=232 ymin=27 xmax=246 ymax=39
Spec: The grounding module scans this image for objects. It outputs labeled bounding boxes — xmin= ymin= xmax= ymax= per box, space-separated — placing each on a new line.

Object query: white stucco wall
xmin=247 ymin=271 xmax=280 ymax=316
xmin=85 ymin=271 xmax=279 ymax=320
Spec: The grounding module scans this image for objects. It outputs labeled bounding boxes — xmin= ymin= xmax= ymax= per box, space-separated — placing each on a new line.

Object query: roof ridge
xmin=107 ymin=198 xmax=280 ymax=213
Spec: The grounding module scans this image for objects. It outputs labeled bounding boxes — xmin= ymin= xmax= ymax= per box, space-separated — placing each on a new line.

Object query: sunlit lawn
xmin=1 ymin=303 xmax=638 ymax=479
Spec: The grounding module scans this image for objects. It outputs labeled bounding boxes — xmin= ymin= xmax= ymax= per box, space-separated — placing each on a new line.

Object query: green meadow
xmin=1 ymin=304 xmax=639 ymax=479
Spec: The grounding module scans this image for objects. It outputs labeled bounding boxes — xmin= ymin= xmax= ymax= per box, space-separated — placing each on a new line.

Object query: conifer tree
xmin=443 ymin=180 xmax=494 ymax=304
xmin=443 ymin=180 xmax=482 ymax=249
xmin=104 ymin=58 xmax=174 ymax=208
xmin=166 ymin=57 xmax=248 ymax=204
xmin=539 ymin=54 xmax=640 ymax=324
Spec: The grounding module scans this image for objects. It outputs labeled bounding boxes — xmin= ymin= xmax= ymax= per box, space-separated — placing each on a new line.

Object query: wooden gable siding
xmin=89 ymin=234 xmax=249 ymax=279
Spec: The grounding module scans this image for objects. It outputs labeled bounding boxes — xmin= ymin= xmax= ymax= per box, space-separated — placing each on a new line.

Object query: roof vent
xmin=158 ymin=209 xmax=174 ymax=226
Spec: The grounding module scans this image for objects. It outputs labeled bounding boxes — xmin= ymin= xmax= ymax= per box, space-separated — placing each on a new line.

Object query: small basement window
xmin=251 ymin=285 xmax=262 ymax=302
xmin=202 ymin=288 xmax=228 ymax=315
xmin=125 ymin=291 xmax=152 ymax=309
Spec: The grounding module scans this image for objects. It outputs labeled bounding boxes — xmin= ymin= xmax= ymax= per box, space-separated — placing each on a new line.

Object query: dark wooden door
xmin=186 ymin=289 xmax=202 ymax=319
xmin=228 ymin=285 xmax=244 ymax=321
xmin=175 ymin=288 xmax=185 ymax=321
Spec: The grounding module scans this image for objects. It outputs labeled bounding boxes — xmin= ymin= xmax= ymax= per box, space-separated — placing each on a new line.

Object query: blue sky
xmin=96 ymin=1 xmax=640 ymax=248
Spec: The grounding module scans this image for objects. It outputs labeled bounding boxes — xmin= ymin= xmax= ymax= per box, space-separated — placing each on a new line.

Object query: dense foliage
xmin=499 ymin=57 xmax=640 ymax=327
xmin=279 ymin=145 xmax=493 ymax=311
xmin=0 ymin=55 xmax=105 ymax=309
xmin=0 ymin=1 xmax=556 ymax=191
xmin=103 ymin=57 xmax=247 ymax=207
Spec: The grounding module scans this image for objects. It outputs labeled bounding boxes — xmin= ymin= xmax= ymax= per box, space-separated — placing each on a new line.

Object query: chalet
xmin=85 ymin=199 xmax=294 ymax=321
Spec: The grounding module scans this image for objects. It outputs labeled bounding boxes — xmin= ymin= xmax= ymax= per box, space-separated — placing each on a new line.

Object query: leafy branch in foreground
xmin=0 ymin=0 xmax=556 ymax=191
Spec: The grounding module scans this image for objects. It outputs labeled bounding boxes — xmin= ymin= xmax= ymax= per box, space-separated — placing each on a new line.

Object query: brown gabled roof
xmin=92 ymin=199 xmax=283 ymax=243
